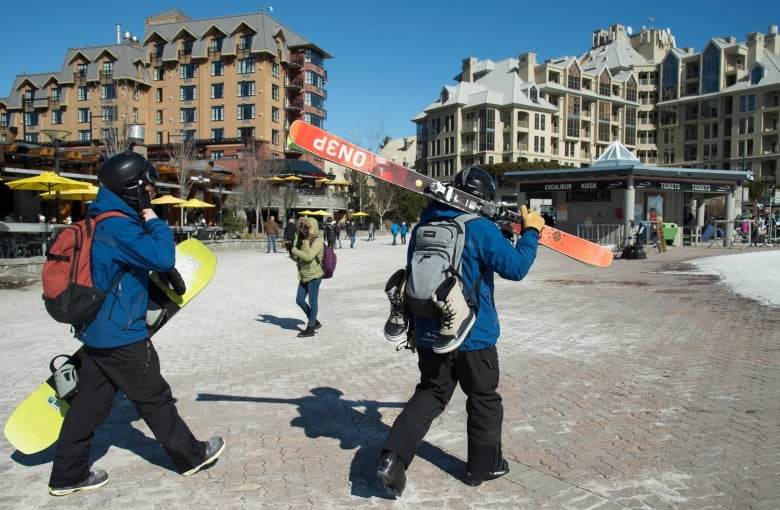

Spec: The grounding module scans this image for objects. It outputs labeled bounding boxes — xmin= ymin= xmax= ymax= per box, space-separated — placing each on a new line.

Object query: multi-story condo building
xmin=0 ymin=8 xmax=330 ymax=167
xmin=413 ymin=23 xmax=779 ymax=188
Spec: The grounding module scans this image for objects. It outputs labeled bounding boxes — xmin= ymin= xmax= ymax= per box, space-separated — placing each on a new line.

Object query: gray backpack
xmin=405 ymin=214 xmax=480 ymax=319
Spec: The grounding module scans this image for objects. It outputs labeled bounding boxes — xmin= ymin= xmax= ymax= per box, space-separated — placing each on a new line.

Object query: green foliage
xmin=394 ymin=189 xmax=428 ymax=223
xmin=481 ymin=161 xmax=566 ymax=188
xmin=221 ymin=209 xmax=245 ymax=235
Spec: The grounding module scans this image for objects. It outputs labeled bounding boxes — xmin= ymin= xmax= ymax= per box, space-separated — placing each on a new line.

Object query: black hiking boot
xmin=384 ymin=268 xmax=409 ymax=341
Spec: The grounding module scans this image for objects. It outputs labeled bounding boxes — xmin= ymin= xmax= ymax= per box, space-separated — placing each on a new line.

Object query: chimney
xmin=460 ymin=57 xmax=477 ymax=83
xmin=747 ymin=32 xmax=765 ymax=65
xmin=518 ymin=52 xmax=537 ymax=82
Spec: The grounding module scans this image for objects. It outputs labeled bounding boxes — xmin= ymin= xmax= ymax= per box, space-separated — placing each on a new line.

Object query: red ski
xmin=288 ymin=121 xmax=612 ymax=268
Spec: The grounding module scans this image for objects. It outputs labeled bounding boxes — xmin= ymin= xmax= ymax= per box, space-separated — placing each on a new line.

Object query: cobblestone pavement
xmin=0 ymin=235 xmax=778 ymax=509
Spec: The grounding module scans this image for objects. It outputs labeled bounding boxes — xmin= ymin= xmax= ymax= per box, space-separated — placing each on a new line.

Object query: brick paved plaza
xmin=1 ymin=235 xmax=778 ymax=509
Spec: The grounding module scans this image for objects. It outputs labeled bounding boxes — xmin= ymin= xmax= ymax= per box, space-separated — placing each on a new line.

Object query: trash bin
xmin=663 ymin=223 xmax=678 ymax=244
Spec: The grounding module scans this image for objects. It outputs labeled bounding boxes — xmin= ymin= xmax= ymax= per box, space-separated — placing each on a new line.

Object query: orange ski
xmin=288 ymin=121 xmax=612 ymax=267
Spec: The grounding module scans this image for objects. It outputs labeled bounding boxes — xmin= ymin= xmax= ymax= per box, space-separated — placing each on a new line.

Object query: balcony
xmin=208 ymin=48 xmax=222 ymax=60
xmin=99 ymin=71 xmax=114 ymax=84
xmin=285 ymin=98 xmax=304 ymax=111
xmin=237 ymin=47 xmax=252 ymax=58
xmin=73 ymin=72 xmax=87 ymax=86
xmin=285 ymin=77 xmax=304 ymax=90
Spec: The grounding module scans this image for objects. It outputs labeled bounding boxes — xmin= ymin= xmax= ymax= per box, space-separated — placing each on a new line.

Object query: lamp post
xmin=41 ymin=129 xmax=72 ymax=223
xmin=210 ymin=164 xmax=234 ymax=229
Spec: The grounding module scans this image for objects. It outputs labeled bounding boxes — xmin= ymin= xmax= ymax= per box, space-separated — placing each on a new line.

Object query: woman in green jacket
xmin=290 ymin=217 xmax=325 ymax=337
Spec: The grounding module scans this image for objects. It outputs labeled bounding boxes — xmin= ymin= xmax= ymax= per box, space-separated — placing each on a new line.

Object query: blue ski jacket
xmin=409 ymin=201 xmax=539 ymax=351
xmin=77 ymin=187 xmax=176 ymax=348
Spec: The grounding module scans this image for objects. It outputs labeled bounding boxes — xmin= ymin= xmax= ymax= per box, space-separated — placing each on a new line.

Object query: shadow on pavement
xmin=197 ymin=386 xmax=466 ymax=498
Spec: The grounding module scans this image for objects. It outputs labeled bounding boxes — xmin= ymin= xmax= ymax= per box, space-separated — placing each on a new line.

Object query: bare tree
xmin=370 ymin=178 xmax=400 ymax=228
xmin=234 ymin=141 xmax=296 ymax=235
xmin=163 ymin=133 xmax=198 ymax=226
xmin=98 ymin=78 xmax=140 ymax=158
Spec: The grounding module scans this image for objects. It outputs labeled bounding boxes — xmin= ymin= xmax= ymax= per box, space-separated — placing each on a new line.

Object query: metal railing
xmin=576 ymin=223 xmax=626 ymax=246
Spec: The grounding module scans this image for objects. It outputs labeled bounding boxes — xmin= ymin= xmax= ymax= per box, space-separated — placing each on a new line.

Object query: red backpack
xmin=42 ymin=211 xmax=126 ymax=326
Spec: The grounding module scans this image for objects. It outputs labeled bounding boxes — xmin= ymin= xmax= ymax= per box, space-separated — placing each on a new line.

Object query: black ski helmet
xmin=98 ymin=150 xmax=159 ymax=209
xmin=453 ymin=167 xmax=496 ymax=202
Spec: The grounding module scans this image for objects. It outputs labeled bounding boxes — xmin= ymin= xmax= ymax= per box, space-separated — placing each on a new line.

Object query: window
xmin=152 ymin=43 xmax=164 ymax=58
xmin=51 ymin=110 xmax=63 ymax=125
xmin=211 ymin=83 xmax=225 ymax=99
xmin=751 ymin=65 xmax=764 ymax=85
xmin=132 ymin=108 xmax=139 ymax=123
xmin=305 ymin=71 xmax=326 ymax=89
xmin=210 ymin=38 xmax=223 ymax=53
xmin=0 ymin=113 xmax=9 ymax=127
xmin=534 ymin=113 xmax=546 ymax=130
xmin=271 ymin=106 xmax=279 ymax=122
xmin=211 ymin=106 xmax=224 ymax=121
xmin=237 ymin=104 xmax=255 ymax=120
xmin=78 ymin=108 xmax=90 ymax=123
xmin=305 ymin=92 xmax=325 ymax=110
xmin=237 ymin=81 xmax=255 ymax=97
xmin=701 ymin=44 xmax=720 ymax=94
xmin=272 ymin=129 xmax=280 ymax=145
xmin=76 ymin=63 xmax=88 ymax=78
xmin=239 ymin=34 xmax=253 ymax=50
xmin=101 ymin=84 xmax=116 ymax=100
xmin=271 ymin=62 xmax=279 ymax=78
xmin=180 ymin=108 xmax=197 ymax=123
xmin=180 ymin=85 xmax=197 ymax=101
xmin=567 ymin=67 xmax=581 ymax=90
xmin=211 ymin=61 xmax=224 ymax=76
xmin=78 ymin=130 xmax=91 ymax=142
xmin=77 ymin=86 xmax=89 ymax=101
xmin=153 ymin=67 xmax=165 ymax=81
xmin=156 ymin=110 xmax=163 ymax=125
xmin=211 ymin=128 xmax=224 ymax=139
xmin=210 ymin=150 xmax=224 ymax=159
xmin=50 ymin=87 xmax=61 ymax=102
xmin=738 ymin=94 xmax=756 ymax=113
xmin=533 ymin=135 xmax=545 ymax=153
xmin=304 ymin=112 xmax=324 ymax=128
xmin=180 ymin=64 xmax=197 ymax=79
xmin=156 ymin=88 xmax=163 ymax=103
xmin=271 ymin=84 xmax=279 ymax=101
xmin=305 ymin=49 xmax=325 ymax=69
xmin=102 ymin=61 xmax=114 ymax=77
xmin=237 ymin=58 xmax=256 ymax=74
xmin=661 ymin=54 xmax=679 ymax=101
xmin=101 ymin=106 xmax=117 ymax=122
xmin=181 ymin=40 xmax=193 ymax=55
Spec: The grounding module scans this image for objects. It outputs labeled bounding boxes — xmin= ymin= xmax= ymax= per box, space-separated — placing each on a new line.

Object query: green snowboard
xmin=3 ymin=238 xmax=217 ymax=455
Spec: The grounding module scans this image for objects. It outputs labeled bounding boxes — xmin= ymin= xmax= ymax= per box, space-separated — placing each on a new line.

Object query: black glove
xmin=158 ymin=268 xmax=186 ymax=295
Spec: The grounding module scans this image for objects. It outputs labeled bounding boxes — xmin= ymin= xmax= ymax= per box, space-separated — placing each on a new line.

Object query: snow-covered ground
xmin=691 ymin=251 xmax=779 ymax=307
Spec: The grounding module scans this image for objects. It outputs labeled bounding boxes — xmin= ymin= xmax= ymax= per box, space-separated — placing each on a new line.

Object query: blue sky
xmin=0 ymin=0 xmax=776 ymax=145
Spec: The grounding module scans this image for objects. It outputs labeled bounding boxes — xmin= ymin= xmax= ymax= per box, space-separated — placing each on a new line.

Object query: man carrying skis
xmin=376 ymin=167 xmax=545 ymax=497
xmin=47 ymin=151 xmax=224 ymax=496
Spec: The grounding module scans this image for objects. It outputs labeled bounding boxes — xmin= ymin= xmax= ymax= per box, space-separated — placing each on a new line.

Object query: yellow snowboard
xmin=4 ymin=239 xmax=216 ymax=455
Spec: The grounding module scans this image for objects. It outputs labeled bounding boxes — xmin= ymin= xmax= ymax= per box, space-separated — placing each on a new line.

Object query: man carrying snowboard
xmin=377 ymin=167 xmax=545 ymax=496
xmin=47 ymin=151 xmax=224 ymax=496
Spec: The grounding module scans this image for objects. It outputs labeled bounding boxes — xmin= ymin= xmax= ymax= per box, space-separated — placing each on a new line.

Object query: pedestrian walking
xmin=368 ymin=222 xmax=376 ymax=241
xmin=400 ymin=221 xmax=408 ymax=245
xmin=290 ymin=217 xmax=325 ymax=338
xmin=283 ymin=216 xmax=297 ymax=253
xmin=390 ymin=220 xmax=399 ymax=246
xmin=47 ymin=151 xmax=225 ymax=496
xmin=376 ymin=167 xmax=544 ymax=497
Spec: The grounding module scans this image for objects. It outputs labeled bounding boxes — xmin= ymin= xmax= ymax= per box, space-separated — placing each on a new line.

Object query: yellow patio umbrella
xmin=298 ymin=210 xmax=315 ymax=215
xmin=283 ymin=175 xmax=303 ymax=182
xmin=330 ymin=179 xmax=349 ymax=186
xmin=40 ymin=183 xmax=99 ymax=201
xmin=175 ymin=198 xmax=216 ymax=208
xmin=5 ymin=172 xmax=91 ymax=193
xmin=151 ymin=195 xmax=186 ymax=205
xmin=309 ymin=210 xmax=330 ymax=216
xmin=315 ymin=178 xmax=333 ymax=185
xmin=350 ymin=211 xmax=370 ymax=217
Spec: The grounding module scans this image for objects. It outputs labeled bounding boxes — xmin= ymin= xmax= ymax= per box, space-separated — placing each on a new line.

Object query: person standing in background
xmin=265 ymin=215 xmax=280 ymax=253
